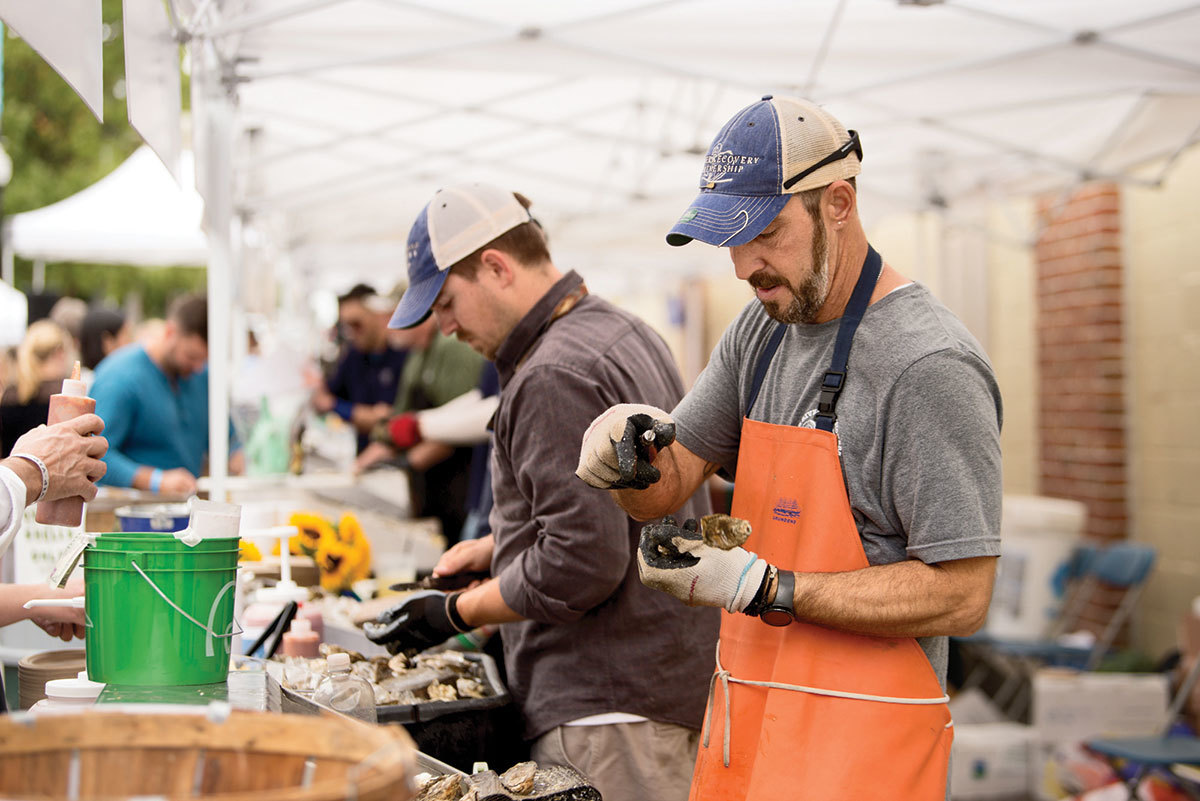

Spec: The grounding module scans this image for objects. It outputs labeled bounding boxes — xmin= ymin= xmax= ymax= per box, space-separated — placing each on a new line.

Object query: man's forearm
xmin=455 ymin=578 xmax=526 ymax=628
xmin=784 ymin=556 xmax=997 ymax=638
xmin=407 ymin=441 xmax=453 ymax=472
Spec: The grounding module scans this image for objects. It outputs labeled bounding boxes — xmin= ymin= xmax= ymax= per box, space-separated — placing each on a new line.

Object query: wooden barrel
xmin=0 ymin=709 xmax=415 ymax=801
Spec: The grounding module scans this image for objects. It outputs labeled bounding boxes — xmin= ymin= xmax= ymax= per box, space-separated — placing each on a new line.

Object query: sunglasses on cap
xmin=782 ymin=130 xmax=862 ymax=191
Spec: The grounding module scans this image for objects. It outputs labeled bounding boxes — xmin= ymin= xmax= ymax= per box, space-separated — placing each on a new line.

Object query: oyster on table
xmin=700 ymin=514 xmax=752 ymax=550
xmin=414 ymin=773 xmax=465 ymax=801
xmin=427 ymin=681 xmax=458 ymax=702
xmin=500 ymin=761 xmax=537 ymax=795
xmin=455 ymin=677 xmax=487 ymax=699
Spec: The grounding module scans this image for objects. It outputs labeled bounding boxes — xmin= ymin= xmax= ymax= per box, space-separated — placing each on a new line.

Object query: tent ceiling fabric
xmin=179 ymin=0 xmax=1200 ymax=278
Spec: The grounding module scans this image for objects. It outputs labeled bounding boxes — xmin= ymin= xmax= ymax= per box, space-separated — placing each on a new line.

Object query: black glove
xmin=577 ymin=404 xmax=676 ymax=490
xmin=614 ymin=413 xmax=677 ymax=489
xmin=362 ymin=590 xmax=458 ymax=655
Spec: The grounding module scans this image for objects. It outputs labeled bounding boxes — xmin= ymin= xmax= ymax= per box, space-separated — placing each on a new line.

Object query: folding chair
xmin=957 ymin=542 xmax=1157 ymax=719
xmin=1087 ymin=650 xmax=1200 ymax=800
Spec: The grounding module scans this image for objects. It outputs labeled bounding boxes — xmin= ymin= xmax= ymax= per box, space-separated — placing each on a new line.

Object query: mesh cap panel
xmin=776 ymin=96 xmax=860 ymax=194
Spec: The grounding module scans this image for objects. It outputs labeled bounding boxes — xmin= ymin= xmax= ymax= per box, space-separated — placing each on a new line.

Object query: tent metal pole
xmin=826 ymin=41 xmax=1063 ymax=101
xmin=238 ymin=33 xmax=511 ymax=81
xmin=803 ymin=0 xmax=848 ymax=96
xmin=1095 ymin=39 xmax=1200 ymax=76
xmin=196 ymin=38 xmax=234 ymax=503
xmin=207 ymin=0 xmax=350 ymax=39
xmin=1101 ymin=3 xmax=1200 ymax=35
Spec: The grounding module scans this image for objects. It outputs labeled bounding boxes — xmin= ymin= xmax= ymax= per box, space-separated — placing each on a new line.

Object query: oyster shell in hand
xmin=699 ymin=514 xmax=752 ymax=550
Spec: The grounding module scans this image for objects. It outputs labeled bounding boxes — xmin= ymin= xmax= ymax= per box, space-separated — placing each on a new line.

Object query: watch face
xmin=760 ymin=607 xmax=793 ymax=627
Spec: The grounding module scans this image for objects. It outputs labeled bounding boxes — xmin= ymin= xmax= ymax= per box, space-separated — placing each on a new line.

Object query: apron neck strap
xmin=815 ymin=245 xmax=881 ymax=431
xmin=745 ymin=245 xmax=883 ymax=430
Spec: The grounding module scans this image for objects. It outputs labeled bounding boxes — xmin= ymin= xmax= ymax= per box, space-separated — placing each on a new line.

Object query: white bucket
xmin=986 ymin=495 xmax=1086 ymax=640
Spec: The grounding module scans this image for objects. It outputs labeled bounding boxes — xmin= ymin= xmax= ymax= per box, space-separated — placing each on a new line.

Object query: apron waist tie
xmin=701 ymin=639 xmax=952 ymax=768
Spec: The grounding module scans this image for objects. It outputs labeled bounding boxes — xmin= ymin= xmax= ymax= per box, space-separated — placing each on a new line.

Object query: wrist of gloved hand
xmin=361 ymin=590 xmax=465 ymax=654
xmin=636 ymin=517 xmax=768 ymax=613
xmin=576 ymin=403 xmax=676 ymax=490
xmin=387 ymin=413 xmax=422 ymax=450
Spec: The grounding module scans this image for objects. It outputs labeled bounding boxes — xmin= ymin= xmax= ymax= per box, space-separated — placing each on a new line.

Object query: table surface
xmin=95 ymin=665 xmax=316 ymax=715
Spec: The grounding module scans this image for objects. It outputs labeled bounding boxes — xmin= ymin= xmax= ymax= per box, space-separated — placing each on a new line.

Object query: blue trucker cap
xmin=390 ymin=183 xmax=532 ymax=329
xmin=667 ymin=95 xmax=862 ymax=248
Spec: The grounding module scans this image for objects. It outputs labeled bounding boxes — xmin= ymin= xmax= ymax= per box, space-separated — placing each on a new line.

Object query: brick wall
xmin=1034 ymin=182 xmax=1127 ymax=543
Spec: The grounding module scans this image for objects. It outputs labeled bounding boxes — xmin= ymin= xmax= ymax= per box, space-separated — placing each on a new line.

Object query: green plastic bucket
xmin=83 ymin=536 xmax=241 ymax=686
xmin=93 ymin=531 xmax=241 ymax=552
xmin=86 ymin=547 xmax=240 ymax=571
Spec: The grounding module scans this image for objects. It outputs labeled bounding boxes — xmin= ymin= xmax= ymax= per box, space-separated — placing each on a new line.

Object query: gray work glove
xmin=576 ymin=403 xmax=675 ymax=490
xmin=637 ymin=517 xmax=768 ymax=613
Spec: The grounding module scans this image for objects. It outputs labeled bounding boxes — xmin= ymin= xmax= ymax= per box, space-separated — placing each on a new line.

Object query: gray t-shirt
xmin=673 ymin=282 xmax=1003 ymax=683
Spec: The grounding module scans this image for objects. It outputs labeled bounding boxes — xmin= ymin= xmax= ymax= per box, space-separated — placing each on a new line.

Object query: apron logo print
xmin=771 ymin=497 xmax=802 ymax=524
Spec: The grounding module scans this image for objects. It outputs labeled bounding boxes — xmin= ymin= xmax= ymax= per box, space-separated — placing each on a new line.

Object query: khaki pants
xmin=532 ymin=720 xmax=699 ymax=801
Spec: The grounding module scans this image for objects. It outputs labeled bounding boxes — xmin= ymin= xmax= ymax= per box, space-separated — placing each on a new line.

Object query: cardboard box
xmin=1032 ymin=669 xmax=1169 ymax=742
xmin=1030 ymin=669 xmax=1170 ymax=800
xmin=951 ymin=722 xmax=1034 ymax=800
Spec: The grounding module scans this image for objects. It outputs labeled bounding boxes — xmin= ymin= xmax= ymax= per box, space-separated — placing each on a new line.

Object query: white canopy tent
xmin=4 ymin=145 xmax=207 ymax=270
xmin=173 ymin=0 xmax=1200 ymax=284
xmin=6 ymin=0 xmax=1200 ymax=499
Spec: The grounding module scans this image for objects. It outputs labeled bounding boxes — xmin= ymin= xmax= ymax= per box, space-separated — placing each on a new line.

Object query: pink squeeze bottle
xmin=35 ymin=362 xmax=96 ymax=527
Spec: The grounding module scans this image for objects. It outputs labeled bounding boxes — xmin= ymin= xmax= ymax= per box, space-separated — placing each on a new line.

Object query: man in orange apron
xmin=577 ymin=96 xmax=1002 ymax=800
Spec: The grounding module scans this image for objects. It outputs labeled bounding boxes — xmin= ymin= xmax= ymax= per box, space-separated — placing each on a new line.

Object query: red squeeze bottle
xmin=34 ymin=362 xmax=96 ymax=527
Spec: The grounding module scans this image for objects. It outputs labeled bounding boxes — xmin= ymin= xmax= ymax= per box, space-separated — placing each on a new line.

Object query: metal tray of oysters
xmin=267 ymin=645 xmax=510 ymax=724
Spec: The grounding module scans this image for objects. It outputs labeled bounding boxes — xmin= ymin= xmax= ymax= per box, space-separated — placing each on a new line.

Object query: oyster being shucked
xmin=700 ymin=514 xmax=752 ymax=550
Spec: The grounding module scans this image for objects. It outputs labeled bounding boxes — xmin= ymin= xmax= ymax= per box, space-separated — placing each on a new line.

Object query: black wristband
xmin=446 ymin=591 xmax=471 ymax=633
xmin=742 ymin=565 xmax=776 ymax=617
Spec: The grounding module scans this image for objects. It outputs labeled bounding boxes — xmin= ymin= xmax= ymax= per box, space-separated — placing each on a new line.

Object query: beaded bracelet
xmin=11 ymin=453 xmax=50 ymax=503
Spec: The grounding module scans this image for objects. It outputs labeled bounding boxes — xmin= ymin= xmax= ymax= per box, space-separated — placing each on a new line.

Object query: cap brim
xmin=388 ymin=268 xmax=449 ymax=329
xmin=666 ymin=193 xmax=790 ymax=248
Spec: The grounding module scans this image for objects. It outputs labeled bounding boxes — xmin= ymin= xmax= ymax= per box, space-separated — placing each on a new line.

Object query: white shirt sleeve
xmin=415 ymin=390 xmax=499 ymax=446
xmin=0 ymin=464 xmax=29 ymax=560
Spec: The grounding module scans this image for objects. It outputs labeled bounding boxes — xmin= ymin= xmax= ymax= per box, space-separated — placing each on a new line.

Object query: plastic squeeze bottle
xmin=312 ymin=652 xmax=377 ymax=723
xmin=35 ymin=362 xmax=95 ymax=526
xmin=281 ymin=617 xmax=321 ymax=658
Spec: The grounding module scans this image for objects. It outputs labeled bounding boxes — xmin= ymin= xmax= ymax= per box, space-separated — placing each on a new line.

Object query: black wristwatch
xmin=759 ymin=569 xmax=795 ymax=627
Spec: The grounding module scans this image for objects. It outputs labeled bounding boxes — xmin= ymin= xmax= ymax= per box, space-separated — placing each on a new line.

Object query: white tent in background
xmin=6 ymin=145 xmax=208 ymax=267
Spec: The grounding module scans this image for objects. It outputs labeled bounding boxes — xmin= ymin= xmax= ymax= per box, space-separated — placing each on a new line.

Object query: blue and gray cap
xmin=667 ymin=95 xmax=861 ymax=248
xmin=389 ymin=183 xmax=532 ymax=329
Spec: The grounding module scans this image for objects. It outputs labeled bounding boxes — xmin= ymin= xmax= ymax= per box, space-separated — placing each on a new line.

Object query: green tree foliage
xmin=1 ymin=0 xmax=204 ymax=317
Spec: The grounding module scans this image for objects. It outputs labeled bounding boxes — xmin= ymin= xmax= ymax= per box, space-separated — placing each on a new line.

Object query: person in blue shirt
xmin=91 ymin=293 xmax=242 ymax=495
xmin=312 ymin=284 xmax=409 ymax=453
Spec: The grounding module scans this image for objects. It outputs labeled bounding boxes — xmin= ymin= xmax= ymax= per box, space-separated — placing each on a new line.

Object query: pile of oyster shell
xmin=272 ymin=644 xmax=490 ymax=705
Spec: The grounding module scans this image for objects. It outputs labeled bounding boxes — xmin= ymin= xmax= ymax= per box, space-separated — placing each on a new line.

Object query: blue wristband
xmin=149 ymin=469 xmax=163 ymax=493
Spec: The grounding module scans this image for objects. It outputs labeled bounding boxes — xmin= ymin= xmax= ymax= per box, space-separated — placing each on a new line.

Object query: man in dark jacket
xmin=365 ymin=183 xmax=718 ymax=801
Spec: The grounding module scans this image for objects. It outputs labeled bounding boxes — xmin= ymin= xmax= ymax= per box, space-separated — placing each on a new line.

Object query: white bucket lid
xmin=45 ymin=671 xmax=105 ymax=700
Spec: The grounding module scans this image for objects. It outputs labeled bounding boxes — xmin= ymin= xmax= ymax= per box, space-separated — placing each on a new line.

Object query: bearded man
xmin=577 ymin=95 xmax=1003 ymax=801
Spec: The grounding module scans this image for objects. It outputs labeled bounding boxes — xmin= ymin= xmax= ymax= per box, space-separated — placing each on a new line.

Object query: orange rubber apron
xmin=689 ymin=247 xmax=953 ymax=801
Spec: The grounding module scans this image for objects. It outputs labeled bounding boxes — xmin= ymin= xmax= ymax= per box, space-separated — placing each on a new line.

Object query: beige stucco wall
xmin=1123 ymin=146 xmax=1200 ymax=656
xmin=984 ymin=200 xmax=1039 ymax=497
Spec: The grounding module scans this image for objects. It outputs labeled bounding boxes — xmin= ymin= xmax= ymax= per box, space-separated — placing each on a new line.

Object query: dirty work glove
xmin=362 ymin=590 xmax=461 ymax=655
xmin=387 ymin=413 xmax=422 ymax=450
xmin=576 ymin=403 xmax=675 ymax=490
xmin=637 ymin=517 xmax=768 ymax=613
